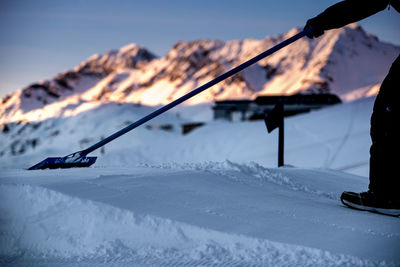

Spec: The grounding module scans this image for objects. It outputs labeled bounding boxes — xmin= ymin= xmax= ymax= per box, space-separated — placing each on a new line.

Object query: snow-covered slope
xmin=1 ymin=24 xmax=398 ymax=123
xmin=0 ymin=96 xmax=372 ymax=176
xmin=1 ymin=164 xmax=399 ymax=266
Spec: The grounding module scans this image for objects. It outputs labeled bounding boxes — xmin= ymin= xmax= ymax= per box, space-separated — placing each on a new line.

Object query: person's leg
xmin=369 ymin=55 xmax=400 ymax=197
xmin=341 ymin=55 xmax=400 ymax=216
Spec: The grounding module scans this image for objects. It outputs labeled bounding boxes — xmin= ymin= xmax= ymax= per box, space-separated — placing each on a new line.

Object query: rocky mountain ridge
xmin=1 ymin=24 xmax=399 ymax=123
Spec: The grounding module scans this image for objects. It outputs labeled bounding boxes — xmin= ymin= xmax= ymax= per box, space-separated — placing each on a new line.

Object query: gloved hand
xmin=304 ymin=16 xmax=325 ymax=39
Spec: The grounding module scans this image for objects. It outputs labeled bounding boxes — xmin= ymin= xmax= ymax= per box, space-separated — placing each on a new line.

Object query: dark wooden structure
xmin=213 ymin=93 xmax=341 ymax=121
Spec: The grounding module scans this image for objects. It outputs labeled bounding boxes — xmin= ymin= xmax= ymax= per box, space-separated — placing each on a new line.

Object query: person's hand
xmin=304 ymin=17 xmax=325 ymax=39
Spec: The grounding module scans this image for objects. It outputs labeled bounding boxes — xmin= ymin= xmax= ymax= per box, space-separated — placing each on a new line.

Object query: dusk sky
xmin=1 ymin=0 xmax=399 ymax=97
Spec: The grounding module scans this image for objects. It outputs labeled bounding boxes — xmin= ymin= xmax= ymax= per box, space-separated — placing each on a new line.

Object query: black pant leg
xmin=369 ymin=55 xmax=400 ymax=197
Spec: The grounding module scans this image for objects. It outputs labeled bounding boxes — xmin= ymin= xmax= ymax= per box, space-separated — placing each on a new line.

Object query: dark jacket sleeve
xmin=312 ymin=0 xmax=390 ymax=30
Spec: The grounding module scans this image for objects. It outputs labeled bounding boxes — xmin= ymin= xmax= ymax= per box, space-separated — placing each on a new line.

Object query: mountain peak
xmin=75 ymin=43 xmax=157 ymax=75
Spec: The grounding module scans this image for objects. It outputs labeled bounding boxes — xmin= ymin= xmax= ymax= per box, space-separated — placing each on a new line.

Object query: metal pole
xmin=278 ymin=112 xmax=284 ymax=167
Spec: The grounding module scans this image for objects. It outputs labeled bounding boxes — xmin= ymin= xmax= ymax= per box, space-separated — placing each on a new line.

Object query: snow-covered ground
xmin=1 ymin=164 xmax=400 ymax=266
xmin=1 ymin=96 xmax=400 ymax=266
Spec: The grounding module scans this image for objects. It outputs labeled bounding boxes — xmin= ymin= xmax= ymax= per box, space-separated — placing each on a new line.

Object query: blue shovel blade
xmin=28 ymin=156 xmax=97 ymax=170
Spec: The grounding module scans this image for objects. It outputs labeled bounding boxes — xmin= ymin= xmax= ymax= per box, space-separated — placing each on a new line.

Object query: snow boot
xmin=340 ymin=191 xmax=400 ymax=217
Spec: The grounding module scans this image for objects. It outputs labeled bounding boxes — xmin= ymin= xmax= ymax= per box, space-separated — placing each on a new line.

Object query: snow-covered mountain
xmin=1 ymin=24 xmax=399 ymax=123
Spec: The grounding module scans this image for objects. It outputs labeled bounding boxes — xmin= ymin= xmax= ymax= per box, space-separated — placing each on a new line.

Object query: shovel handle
xmin=82 ymin=28 xmax=312 ymax=156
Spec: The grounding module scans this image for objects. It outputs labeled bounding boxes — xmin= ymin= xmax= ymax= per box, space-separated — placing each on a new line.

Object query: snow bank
xmin=0 ymin=183 xmax=383 ymax=266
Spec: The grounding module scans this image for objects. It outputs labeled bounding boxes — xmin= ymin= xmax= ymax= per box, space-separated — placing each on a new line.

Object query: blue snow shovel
xmin=28 ymin=27 xmax=313 ymax=170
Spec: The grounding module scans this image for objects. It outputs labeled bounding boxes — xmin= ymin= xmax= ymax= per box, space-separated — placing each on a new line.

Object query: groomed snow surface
xmin=1 ymin=97 xmax=400 ymax=266
xmin=1 ymin=165 xmax=399 ymax=266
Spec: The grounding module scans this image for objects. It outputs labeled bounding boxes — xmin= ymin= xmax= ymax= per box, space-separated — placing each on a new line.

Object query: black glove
xmin=304 ymin=16 xmax=325 ymax=39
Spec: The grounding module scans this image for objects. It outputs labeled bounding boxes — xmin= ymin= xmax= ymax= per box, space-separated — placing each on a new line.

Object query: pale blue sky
xmin=1 ymin=0 xmax=399 ymax=97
